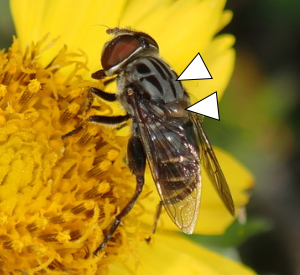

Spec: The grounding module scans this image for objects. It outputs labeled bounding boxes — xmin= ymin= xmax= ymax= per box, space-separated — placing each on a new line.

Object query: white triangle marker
xmin=186 ymin=92 xmax=220 ymax=120
xmin=177 ymin=53 xmax=212 ymax=81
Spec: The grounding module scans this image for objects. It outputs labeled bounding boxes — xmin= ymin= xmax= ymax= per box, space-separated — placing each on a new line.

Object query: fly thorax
xmin=125 ymin=57 xmax=186 ymax=103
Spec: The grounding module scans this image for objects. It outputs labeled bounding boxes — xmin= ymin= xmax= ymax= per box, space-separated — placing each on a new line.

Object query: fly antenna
xmin=99 ymin=24 xmax=111 ymax=30
xmin=92 ymin=24 xmax=111 ymax=29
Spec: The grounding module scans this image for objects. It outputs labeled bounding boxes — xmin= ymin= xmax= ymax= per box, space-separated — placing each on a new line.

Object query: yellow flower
xmin=0 ymin=0 xmax=255 ymax=274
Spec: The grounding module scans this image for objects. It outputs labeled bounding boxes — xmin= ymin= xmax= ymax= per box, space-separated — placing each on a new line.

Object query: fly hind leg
xmin=93 ymin=136 xmax=146 ymax=255
xmin=145 ymin=201 xmax=163 ymax=243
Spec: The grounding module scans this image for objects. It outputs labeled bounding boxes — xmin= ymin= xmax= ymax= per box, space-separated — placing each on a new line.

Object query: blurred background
xmin=1 ymin=1 xmax=299 ymax=275
xmin=222 ymin=1 xmax=300 ymax=275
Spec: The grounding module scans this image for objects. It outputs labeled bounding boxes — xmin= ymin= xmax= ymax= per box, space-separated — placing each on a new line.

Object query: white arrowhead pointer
xmin=177 ymin=53 xmax=212 ymax=81
xmin=186 ymin=92 xmax=220 ymax=120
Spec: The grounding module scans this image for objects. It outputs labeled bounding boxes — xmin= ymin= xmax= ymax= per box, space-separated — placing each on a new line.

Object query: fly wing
xmin=191 ymin=114 xmax=235 ymax=216
xmin=135 ymin=102 xmax=202 ymax=234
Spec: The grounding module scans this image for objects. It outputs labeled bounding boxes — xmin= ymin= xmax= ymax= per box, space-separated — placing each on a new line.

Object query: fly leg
xmin=91 ymin=69 xmax=106 ymax=80
xmin=145 ymin=201 xmax=163 ymax=243
xmin=87 ymin=114 xmax=130 ymax=124
xmin=151 ymin=201 xmax=163 ymax=235
xmin=62 ymin=70 xmax=118 ymax=139
xmin=62 ymin=86 xmax=128 ymax=139
xmin=93 ymin=136 xmax=146 ymax=255
xmin=91 ymin=69 xmax=116 ymax=86
xmin=90 ymin=87 xmax=117 ymax=102
xmin=84 ymin=86 xmax=116 ymax=114
xmin=86 ymin=69 xmax=117 ymax=112
xmin=62 ymin=114 xmax=130 ymax=139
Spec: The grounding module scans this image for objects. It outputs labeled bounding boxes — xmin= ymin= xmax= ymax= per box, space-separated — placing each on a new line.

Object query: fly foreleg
xmin=93 ymin=136 xmax=146 ymax=255
xmin=91 ymin=69 xmax=116 ymax=86
xmin=79 ymin=85 xmax=117 ymax=120
xmin=90 ymin=87 xmax=117 ymax=102
xmin=91 ymin=69 xmax=107 ymax=80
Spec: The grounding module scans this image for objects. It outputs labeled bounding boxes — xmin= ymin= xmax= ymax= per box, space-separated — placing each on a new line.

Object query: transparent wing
xmin=191 ymin=114 xmax=235 ymax=216
xmin=136 ymin=102 xmax=201 ymax=234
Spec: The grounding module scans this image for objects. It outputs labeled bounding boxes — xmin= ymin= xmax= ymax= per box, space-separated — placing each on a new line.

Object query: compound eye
xmin=101 ymin=35 xmax=141 ymax=71
xmin=137 ymin=32 xmax=159 ymax=50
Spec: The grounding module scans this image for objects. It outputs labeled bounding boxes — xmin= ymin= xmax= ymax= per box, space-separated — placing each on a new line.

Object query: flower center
xmin=0 ymin=36 xmax=147 ymax=274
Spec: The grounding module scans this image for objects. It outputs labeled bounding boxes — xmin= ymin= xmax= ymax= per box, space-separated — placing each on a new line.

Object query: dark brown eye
xmin=101 ymin=35 xmax=141 ymax=71
xmin=135 ymin=32 xmax=159 ymax=50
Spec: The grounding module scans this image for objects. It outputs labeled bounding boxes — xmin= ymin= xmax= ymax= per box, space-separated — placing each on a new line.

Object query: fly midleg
xmin=93 ymin=136 xmax=146 ymax=255
xmin=61 ymin=114 xmax=130 ymax=139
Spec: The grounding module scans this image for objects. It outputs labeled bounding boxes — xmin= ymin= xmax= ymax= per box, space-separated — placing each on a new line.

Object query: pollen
xmin=0 ymin=212 xmax=8 ymax=226
xmin=0 ymin=37 xmax=142 ymax=274
xmin=56 ymin=231 xmax=71 ymax=244
xmin=68 ymin=87 xmax=86 ymax=100
xmin=99 ymin=160 xmax=112 ymax=172
xmin=107 ymin=149 xmax=119 ymax=161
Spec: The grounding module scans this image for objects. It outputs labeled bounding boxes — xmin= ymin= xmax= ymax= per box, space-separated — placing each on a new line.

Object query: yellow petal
xmin=186 ymin=35 xmax=236 ymax=103
xmin=139 ymin=148 xmax=253 ymax=235
xmin=196 ymin=147 xmax=254 ymax=234
xmin=216 ymin=10 xmax=233 ymax=33
xmin=110 ymin=232 xmax=257 ymax=275
xmin=10 ymin=0 xmax=234 ymax=85
xmin=121 ymin=0 xmax=228 ymax=62
xmin=10 ymin=0 xmax=127 ymax=72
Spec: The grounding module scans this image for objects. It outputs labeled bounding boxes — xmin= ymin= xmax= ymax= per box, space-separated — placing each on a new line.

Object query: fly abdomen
xmin=159 ymin=160 xmax=198 ymax=178
xmin=157 ymin=159 xmax=198 ymax=188
xmin=158 ymin=160 xmax=199 ymax=205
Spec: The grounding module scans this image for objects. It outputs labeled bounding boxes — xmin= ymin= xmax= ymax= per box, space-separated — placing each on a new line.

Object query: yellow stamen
xmin=60 ymin=102 xmax=80 ymax=124
xmin=0 ymin=213 xmax=8 ymax=226
xmin=0 ymin=84 xmax=7 ymax=101
xmin=0 ymin=36 xmax=139 ymax=274
xmin=56 ymin=231 xmax=71 ymax=244
xmin=107 ymin=149 xmax=119 ymax=161
xmin=19 ymin=79 xmax=41 ymax=105
xmin=3 ymin=59 xmax=17 ymax=85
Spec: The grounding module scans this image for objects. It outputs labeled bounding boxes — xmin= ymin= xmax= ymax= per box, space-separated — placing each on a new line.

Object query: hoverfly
xmin=78 ymin=27 xmax=235 ymax=255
